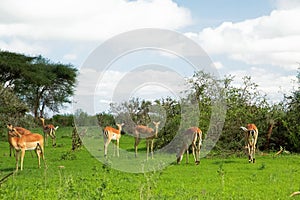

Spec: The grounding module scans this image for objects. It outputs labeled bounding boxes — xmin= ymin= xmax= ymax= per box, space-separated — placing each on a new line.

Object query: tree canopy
xmin=0 ymin=51 xmax=77 ymax=118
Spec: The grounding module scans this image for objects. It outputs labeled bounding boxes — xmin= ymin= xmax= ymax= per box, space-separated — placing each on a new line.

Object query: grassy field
xmin=1 ymin=127 xmax=300 ymax=199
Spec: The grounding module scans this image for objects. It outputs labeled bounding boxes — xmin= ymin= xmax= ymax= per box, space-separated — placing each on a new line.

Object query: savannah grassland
xmin=0 ymin=127 xmax=300 ymax=200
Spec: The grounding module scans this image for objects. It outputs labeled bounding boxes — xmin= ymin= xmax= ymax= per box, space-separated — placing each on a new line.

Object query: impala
xmin=8 ymin=126 xmax=31 ymax=157
xmin=40 ymin=117 xmax=58 ymax=146
xmin=241 ymin=123 xmax=258 ymax=163
xmin=134 ymin=121 xmax=160 ymax=160
xmin=7 ymin=124 xmax=46 ymax=171
xmin=176 ymin=127 xmax=202 ymax=165
xmin=103 ymin=123 xmax=124 ymax=157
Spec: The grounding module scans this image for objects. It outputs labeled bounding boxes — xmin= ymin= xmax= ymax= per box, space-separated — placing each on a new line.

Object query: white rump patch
xmin=111 ymin=134 xmax=117 ymax=140
xmin=26 ymin=142 xmax=40 ymax=150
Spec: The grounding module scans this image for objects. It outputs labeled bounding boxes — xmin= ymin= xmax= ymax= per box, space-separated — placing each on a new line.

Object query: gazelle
xmin=40 ymin=117 xmax=58 ymax=146
xmin=8 ymin=126 xmax=32 ymax=157
xmin=176 ymin=127 xmax=202 ymax=165
xmin=241 ymin=123 xmax=258 ymax=163
xmin=103 ymin=123 xmax=124 ymax=157
xmin=134 ymin=121 xmax=160 ymax=160
xmin=7 ymin=124 xmax=46 ymax=171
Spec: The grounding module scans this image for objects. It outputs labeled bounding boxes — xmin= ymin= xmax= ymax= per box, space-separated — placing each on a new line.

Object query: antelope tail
xmin=36 ymin=143 xmax=43 ymax=154
xmin=103 ymin=130 xmax=109 ymax=138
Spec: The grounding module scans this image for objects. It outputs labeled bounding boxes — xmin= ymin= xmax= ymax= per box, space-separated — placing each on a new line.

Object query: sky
xmin=0 ymin=0 xmax=299 ymax=114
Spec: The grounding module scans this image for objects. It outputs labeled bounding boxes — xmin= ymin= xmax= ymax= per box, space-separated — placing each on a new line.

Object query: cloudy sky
xmin=1 ymin=0 xmax=299 ymax=114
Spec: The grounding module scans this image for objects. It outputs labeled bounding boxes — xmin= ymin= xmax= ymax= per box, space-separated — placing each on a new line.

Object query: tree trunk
xmin=265 ymin=122 xmax=275 ymax=150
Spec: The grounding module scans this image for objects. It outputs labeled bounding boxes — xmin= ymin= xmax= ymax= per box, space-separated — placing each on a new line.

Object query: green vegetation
xmin=1 ymin=127 xmax=300 ymax=199
xmin=0 ymin=51 xmax=77 ymax=119
xmin=1 ymin=50 xmax=300 ymax=154
xmin=1 ymin=50 xmax=300 ymax=199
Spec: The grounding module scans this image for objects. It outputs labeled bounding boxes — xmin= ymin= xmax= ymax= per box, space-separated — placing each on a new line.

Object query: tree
xmin=74 ymin=109 xmax=98 ymax=126
xmin=281 ymin=69 xmax=300 ymax=151
xmin=153 ymin=97 xmax=181 ymax=151
xmin=0 ymin=51 xmax=35 ymax=87
xmin=218 ymin=75 xmax=272 ymax=152
xmin=0 ymin=51 xmax=77 ymax=118
xmin=0 ymin=84 xmax=28 ymax=127
xmin=186 ymin=71 xmax=224 ymax=132
xmin=96 ymin=112 xmax=115 ymax=128
xmin=109 ymin=98 xmax=154 ymax=133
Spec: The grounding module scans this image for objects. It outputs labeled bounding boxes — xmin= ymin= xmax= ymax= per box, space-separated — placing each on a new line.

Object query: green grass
xmin=1 ymin=127 xmax=300 ymax=199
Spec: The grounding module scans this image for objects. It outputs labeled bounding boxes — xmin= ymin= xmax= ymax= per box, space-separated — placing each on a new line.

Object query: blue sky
xmin=175 ymin=0 xmax=275 ymax=31
xmin=0 ymin=0 xmax=299 ymax=114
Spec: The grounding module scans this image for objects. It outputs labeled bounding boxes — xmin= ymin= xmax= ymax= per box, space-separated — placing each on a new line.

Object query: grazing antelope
xmin=134 ymin=121 xmax=160 ymax=160
xmin=103 ymin=123 xmax=124 ymax=157
xmin=176 ymin=127 xmax=202 ymax=165
xmin=7 ymin=124 xmax=46 ymax=171
xmin=241 ymin=123 xmax=258 ymax=163
xmin=8 ymin=126 xmax=31 ymax=157
xmin=40 ymin=117 xmax=58 ymax=146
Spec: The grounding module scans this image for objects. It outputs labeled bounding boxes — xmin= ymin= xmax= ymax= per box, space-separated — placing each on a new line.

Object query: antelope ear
xmin=153 ymin=121 xmax=160 ymax=125
xmin=7 ymin=124 xmax=13 ymax=130
xmin=240 ymin=126 xmax=248 ymax=132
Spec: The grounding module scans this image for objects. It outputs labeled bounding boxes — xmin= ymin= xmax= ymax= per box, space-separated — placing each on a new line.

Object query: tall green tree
xmin=0 ymin=51 xmax=77 ymax=118
xmin=0 ymin=51 xmax=36 ymax=87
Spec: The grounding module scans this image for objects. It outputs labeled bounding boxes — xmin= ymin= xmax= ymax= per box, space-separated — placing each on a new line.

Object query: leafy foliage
xmin=100 ymin=69 xmax=300 ymax=154
xmin=0 ymin=51 xmax=77 ymax=118
xmin=74 ymin=109 xmax=98 ymax=126
xmin=0 ymin=84 xmax=28 ymax=127
xmin=1 ymin=49 xmax=299 ymax=154
xmin=279 ymin=69 xmax=300 ymax=152
xmin=53 ymin=114 xmax=75 ymax=127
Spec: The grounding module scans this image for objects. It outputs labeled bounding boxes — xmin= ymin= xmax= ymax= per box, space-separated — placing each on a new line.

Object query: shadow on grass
xmin=0 ymin=167 xmax=15 ymax=172
xmin=212 ymin=160 xmax=238 ymax=165
xmin=0 ymin=171 xmax=14 ymax=184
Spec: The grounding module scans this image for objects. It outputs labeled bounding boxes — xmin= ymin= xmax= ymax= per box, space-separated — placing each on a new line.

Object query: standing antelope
xmin=8 ymin=126 xmax=31 ymax=157
xmin=7 ymin=124 xmax=46 ymax=171
xmin=40 ymin=117 xmax=58 ymax=146
xmin=240 ymin=123 xmax=258 ymax=163
xmin=177 ymin=127 xmax=202 ymax=165
xmin=134 ymin=121 xmax=160 ymax=160
xmin=103 ymin=123 xmax=124 ymax=157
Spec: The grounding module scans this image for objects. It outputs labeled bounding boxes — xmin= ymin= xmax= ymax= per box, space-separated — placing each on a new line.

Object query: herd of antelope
xmin=6 ymin=118 xmax=258 ymax=172
xmin=102 ymin=122 xmax=259 ymax=165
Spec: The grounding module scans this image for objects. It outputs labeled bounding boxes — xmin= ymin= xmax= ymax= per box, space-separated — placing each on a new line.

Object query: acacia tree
xmin=0 ymin=51 xmax=35 ymax=87
xmin=0 ymin=51 xmax=77 ymax=118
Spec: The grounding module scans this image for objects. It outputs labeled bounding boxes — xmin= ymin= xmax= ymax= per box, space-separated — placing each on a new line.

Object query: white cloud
xmin=75 ymin=68 xmax=189 ymax=113
xmin=0 ymin=38 xmax=47 ymax=55
xmin=63 ymin=53 xmax=77 ymax=61
xmin=227 ymin=67 xmax=297 ymax=103
xmin=0 ymin=0 xmax=192 ymax=66
xmin=275 ymin=0 xmax=300 ymax=10
xmin=0 ymin=0 xmax=192 ymax=42
xmin=185 ymin=5 xmax=300 ymax=70
xmin=212 ymin=61 xmax=223 ymax=69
